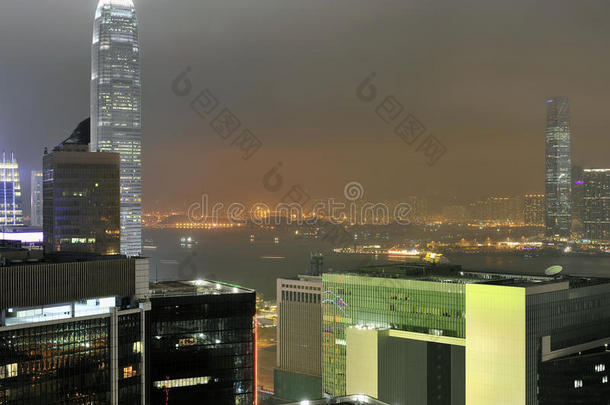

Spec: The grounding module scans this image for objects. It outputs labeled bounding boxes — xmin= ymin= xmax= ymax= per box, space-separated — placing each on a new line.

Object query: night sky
xmin=2 ymin=0 xmax=610 ymax=214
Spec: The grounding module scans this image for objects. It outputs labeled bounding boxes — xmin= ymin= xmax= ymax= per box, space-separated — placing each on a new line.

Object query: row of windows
xmin=282 ymin=290 xmax=320 ymax=303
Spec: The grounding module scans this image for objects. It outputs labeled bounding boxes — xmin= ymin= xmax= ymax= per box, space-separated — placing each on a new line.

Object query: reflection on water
xmin=143 ymin=228 xmax=610 ymax=299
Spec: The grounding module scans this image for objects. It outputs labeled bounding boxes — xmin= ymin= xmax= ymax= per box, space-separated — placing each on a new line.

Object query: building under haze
xmin=274 ymin=275 xmax=323 ymax=401
xmin=148 ymin=280 xmax=256 ymax=405
xmin=91 ymin=0 xmax=142 ymax=257
xmin=30 ymin=170 xmax=42 ymax=227
xmin=523 ymin=194 xmax=545 ymax=226
xmin=322 ymin=263 xmax=610 ymax=405
xmin=583 ymin=168 xmax=610 ymax=241
xmin=43 ymin=118 xmax=120 ymax=255
xmin=545 ymin=97 xmax=572 ymax=240
xmin=571 ymin=166 xmax=585 ymax=235
xmin=0 ymin=151 xmax=23 ymax=227
xmin=0 ymin=249 xmax=150 ymax=404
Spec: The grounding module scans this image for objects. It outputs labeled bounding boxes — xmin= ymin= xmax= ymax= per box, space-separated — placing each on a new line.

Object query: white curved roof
xmin=96 ymin=0 xmax=134 ymax=9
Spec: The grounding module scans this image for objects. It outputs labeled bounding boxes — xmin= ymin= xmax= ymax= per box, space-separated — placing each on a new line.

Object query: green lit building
xmin=322 ymin=263 xmax=610 ymax=405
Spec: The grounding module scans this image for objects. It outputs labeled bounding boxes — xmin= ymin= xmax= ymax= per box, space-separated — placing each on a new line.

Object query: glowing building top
xmin=0 ymin=151 xmax=23 ymax=227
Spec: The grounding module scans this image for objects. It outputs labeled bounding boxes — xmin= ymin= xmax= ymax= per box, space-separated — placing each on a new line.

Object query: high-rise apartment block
xmin=524 ymin=194 xmax=545 ymax=226
xmin=30 ymin=170 xmax=43 ymax=227
xmin=583 ymin=169 xmax=610 ymax=241
xmin=572 ymin=166 xmax=585 ymax=231
xmin=275 ymin=275 xmax=323 ymax=401
xmin=322 ymin=263 xmax=610 ymax=405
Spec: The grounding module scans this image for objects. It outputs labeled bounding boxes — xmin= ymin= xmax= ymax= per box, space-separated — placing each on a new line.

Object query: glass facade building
xmin=322 ymin=265 xmax=469 ymax=400
xmin=322 ymin=263 xmax=610 ymax=405
xmin=0 ymin=317 xmax=111 ymax=404
xmin=0 ymin=151 xmax=23 ymax=227
xmin=43 ymin=147 xmax=120 ymax=255
xmin=545 ymin=97 xmax=572 ymax=240
xmin=91 ymin=0 xmax=142 ymax=257
xmin=0 ymin=254 xmax=150 ymax=405
xmin=148 ymin=280 xmax=256 ymax=405
xmin=583 ymin=168 xmax=610 ymax=241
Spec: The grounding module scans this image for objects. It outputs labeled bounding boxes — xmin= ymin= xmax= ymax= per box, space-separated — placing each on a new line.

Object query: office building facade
xmin=0 ymin=151 xmax=23 ymax=227
xmin=322 ymin=263 xmax=610 ymax=405
xmin=43 ymin=127 xmax=120 ymax=254
xmin=274 ymin=275 xmax=323 ymax=401
xmin=545 ymin=97 xmax=572 ymax=240
xmin=583 ymin=168 xmax=610 ymax=241
xmin=148 ymin=280 xmax=256 ymax=405
xmin=92 ymin=0 xmax=142 ymax=257
xmin=0 ymin=251 xmax=150 ymax=404
xmin=30 ymin=170 xmax=43 ymax=227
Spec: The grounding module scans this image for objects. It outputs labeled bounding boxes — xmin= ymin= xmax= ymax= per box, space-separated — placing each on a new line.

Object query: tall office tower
xmin=148 ymin=280 xmax=256 ymax=405
xmin=30 ymin=170 xmax=43 ymax=227
xmin=43 ymin=118 xmax=120 ymax=254
xmin=322 ymin=263 xmax=610 ymax=405
xmin=545 ymin=97 xmax=572 ymax=240
xmin=524 ymin=194 xmax=545 ymax=226
xmin=583 ymin=169 xmax=610 ymax=241
xmin=274 ymin=275 xmax=323 ymax=401
xmin=0 ymin=151 xmax=23 ymax=227
xmin=92 ymin=0 xmax=142 ymax=256
xmin=0 ymin=250 xmax=150 ymax=404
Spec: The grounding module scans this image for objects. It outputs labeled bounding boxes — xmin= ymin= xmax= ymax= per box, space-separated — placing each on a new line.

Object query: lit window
xmin=123 ymin=366 xmax=136 ymax=379
xmin=603 ymin=376 xmax=608 ymax=384
xmin=0 ymin=363 xmax=18 ymax=379
xmin=153 ymin=376 xmax=211 ymax=389
xmin=133 ymin=341 xmax=142 ymax=353
xmin=574 ymin=379 xmax=583 ymax=388
xmin=595 ymin=364 xmax=606 ymax=372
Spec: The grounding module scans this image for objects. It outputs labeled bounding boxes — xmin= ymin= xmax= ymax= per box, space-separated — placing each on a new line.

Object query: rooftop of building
xmin=279 ymin=395 xmax=388 ymax=405
xmin=53 ymin=117 xmax=90 ymax=151
xmin=328 ymin=262 xmax=610 ymax=289
xmin=149 ymin=280 xmax=254 ymax=298
xmin=0 ymin=244 xmax=128 ymax=267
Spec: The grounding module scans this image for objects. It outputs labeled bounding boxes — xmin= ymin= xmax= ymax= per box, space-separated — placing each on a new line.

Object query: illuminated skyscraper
xmin=91 ymin=0 xmax=142 ymax=256
xmin=30 ymin=170 xmax=43 ymax=227
xmin=545 ymin=97 xmax=571 ymax=240
xmin=0 ymin=151 xmax=23 ymax=227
